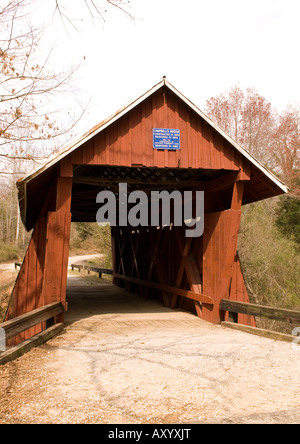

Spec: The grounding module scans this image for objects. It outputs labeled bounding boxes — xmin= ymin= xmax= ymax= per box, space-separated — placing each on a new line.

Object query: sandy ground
xmin=0 ymin=273 xmax=300 ymax=424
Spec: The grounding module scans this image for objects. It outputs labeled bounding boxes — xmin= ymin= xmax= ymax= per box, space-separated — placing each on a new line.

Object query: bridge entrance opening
xmin=69 ymin=164 xmax=231 ymax=319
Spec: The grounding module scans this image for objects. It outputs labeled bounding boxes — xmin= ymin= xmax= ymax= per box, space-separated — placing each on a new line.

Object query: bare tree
xmin=205 ymin=85 xmax=300 ymax=196
xmin=0 ymin=0 xmax=135 ymax=248
xmin=53 ymin=0 xmax=134 ymax=27
xmin=0 ymin=0 xmax=133 ymax=174
xmin=205 ymin=85 xmax=277 ymax=166
xmin=0 ymin=1 xmax=87 ymax=160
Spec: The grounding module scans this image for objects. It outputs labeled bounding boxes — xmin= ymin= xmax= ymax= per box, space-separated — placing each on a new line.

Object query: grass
xmin=0 ymin=243 xmax=20 ymax=264
xmin=0 ymin=269 xmax=17 ymax=321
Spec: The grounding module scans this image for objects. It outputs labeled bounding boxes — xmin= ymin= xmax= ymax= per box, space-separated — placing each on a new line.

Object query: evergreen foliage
xmin=275 ymin=195 xmax=300 ymax=245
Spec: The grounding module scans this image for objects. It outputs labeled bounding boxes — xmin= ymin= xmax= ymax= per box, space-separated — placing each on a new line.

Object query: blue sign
xmin=153 ymin=128 xmax=180 ymax=150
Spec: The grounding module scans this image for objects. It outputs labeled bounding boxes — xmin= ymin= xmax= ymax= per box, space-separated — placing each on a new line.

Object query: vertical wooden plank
xmin=81 ymin=140 xmax=87 ymax=164
xmin=152 ymin=89 xmax=165 ymax=167
xmin=5 ymin=213 xmax=50 ymax=344
xmin=110 ymin=121 xmax=119 ymax=166
xmin=174 ymin=96 xmax=181 ymax=168
xmin=141 ymin=97 xmax=153 ymax=167
xmin=58 ymin=212 xmax=72 ymax=320
xmin=227 ymin=254 xmax=256 ymax=326
xmin=70 ymin=145 xmax=82 ymax=165
xmin=14 ymin=257 xmax=28 ymax=343
xmin=147 ymin=227 xmax=171 ymax=306
xmin=36 ymin=216 xmax=47 ymax=309
xmin=202 ymin=209 xmax=242 ymax=323
xmin=130 ymin=105 xmax=143 ymax=165
xmin=105 ymin=128 xmax=111 ymax=165
xmin=42 ymin=212 xmax=68 ymax=306
xmin=173 ymin=227 xmax=203 ymax=317
xmin=231 ymin=181 xmax=244 ymax=210
xmin=93 ymin=132 xmax=107 ymax=165
xmin=110 ymin=226 xmax=118 ymax=285
xmin=202 ymin=122 xmax=211 ymax=169
xmin=118 ymin=115 xmax=130 ymax=167
xmin=165 ymin=90 xmax=179 ymax=168
xmin=24 ymin=225 xmax=39 ymax=339
xmin=176 ymin=99 xmax=190 ymax=168
xmin=202 ymin=210 xmax=221 ymax=323
xmin=41 ymin=166 xmax=72 ymax=313
xmin=162 ymin=90 xmax=169 ymax=168
xmin=56 ymin=177 xmax=72 ymax=213
xmin=169 ymin=236 xmax=192 ymax=308
xmin=204 ymin=180 xmax=245 ymax=322
xmin=85 ymin=138 xmax=95 ymax=164
xmin=189 ymin=111 xmax=201 ymax=169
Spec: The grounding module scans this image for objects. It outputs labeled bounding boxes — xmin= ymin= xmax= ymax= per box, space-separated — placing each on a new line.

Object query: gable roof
xmin=17 ymin=77 xmax=288 ymax=230
xmin=17 ymin=77 xmax=288 ymax=193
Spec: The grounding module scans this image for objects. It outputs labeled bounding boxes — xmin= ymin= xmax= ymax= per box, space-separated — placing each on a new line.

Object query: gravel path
xmin=0 ymin=275 xmax=299 ymax=424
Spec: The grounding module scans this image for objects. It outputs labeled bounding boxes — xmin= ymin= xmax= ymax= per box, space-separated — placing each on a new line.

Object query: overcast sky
xmin=42 ymin=0 xmax=300 ymax=136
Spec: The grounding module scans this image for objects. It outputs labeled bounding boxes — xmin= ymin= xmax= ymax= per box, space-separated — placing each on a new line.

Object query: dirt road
xmin=0 ymin=274 xmax=300 ymax=424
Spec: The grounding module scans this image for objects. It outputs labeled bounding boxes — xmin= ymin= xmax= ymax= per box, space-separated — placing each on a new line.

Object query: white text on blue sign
xmin=153 ymin=128 xmax=180 ymax=150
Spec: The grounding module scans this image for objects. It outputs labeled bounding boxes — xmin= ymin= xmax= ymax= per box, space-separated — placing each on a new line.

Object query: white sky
xmin=40 ymin=0 xmax=300 ymax=137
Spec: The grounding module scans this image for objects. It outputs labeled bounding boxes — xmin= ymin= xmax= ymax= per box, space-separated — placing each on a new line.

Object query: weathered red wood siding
xmin=6 ymin=174 xmax=72 ymax=344
xmin=70 ymin=88 xmax=249 ymax=173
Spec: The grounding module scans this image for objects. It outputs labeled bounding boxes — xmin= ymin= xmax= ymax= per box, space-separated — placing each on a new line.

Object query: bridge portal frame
xmin=5 ymin=78 xmax=287 ymax=343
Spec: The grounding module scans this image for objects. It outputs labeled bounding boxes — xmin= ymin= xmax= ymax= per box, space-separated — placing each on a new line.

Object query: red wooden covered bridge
xmin=5 ymin=77 xmax=287 ymax=344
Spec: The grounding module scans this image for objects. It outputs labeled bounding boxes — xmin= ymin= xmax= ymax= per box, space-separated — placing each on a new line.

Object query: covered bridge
xmin=5 ymin=77 xmax=287 ymax=342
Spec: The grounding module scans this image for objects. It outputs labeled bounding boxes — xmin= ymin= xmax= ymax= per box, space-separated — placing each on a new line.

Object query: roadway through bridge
xmin=0 ymin=273 xmax=300 ymax=424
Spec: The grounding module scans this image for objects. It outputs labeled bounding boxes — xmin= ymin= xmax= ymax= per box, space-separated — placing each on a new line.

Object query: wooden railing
xmin=70 ymin=263 xmax=84 ymax=271
xmin=0 ymin=302 xmax=64 ymax=365
xmin=114 ymin=273 xmax=214 ymax=305
xmin=70 ymin=264 xmax=113 ymax=278
xmin=220 ymin=299 xmax=300 ymax=343
xmin=85 ymin=266 xmax=113 ymax=278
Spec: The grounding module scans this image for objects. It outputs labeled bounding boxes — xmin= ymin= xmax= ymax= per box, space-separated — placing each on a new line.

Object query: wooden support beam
xmin=204 ymin=171 xmax=239 ymax=193
xmin=73 ymin=176 xmax=203 ymax=189
xmin=42 ymin=211 xmax=72 ymax=313
xmin=147 ymin=228 xmax=173 ymax=306
xmin=115 ymin=228 xmax=126 ymax=278
xmin=0 ymin=323 xmax=64 ymax=365
xmin=110 ymin=227 xmax=117 ymax=284
xmin=231 ymin=180 xmax=244 ymax=210
xmin=202 ymin=207 xmax=243 ymax=323
xmin=202 ymin=171 xmax=252 ymax=325
xmin=129 ymin=229 xmax=141 ymax=279
xmin=41 ymin=167 xmax=73 ymax=318
xmin=220 ymin=299 xmax=300 ymax=323
xmin=169 ymin=237 xmax=192 ymax=309
xmin=114 ymin=273 xmax=214 ymax=305
xmin=127 ymin=230 xmax=143 ymax=293
xmin=0 ymin=302 xmax=64 ymax=340
xmin=173 ymin=228 xmax=203 ymax=317
xmin=56 ymin=177 xmax=73 ymax=213
xmin=222 ymin=321 xmax=299 ymax=344
xmin=147 ymin=229 xmax=163 ymax=281
xmin=144 ymin=228 xmax=163 ymax=299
